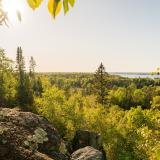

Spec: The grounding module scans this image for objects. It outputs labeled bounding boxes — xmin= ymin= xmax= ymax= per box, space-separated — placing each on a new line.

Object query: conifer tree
xmin=29 ymin=56 xmax=36 ymax=79
xmin=93 ymin=63 xmax=108 ymax=105
xmin=16 ymin=47 xmax=25 ymax=84
xmin=29 ymin=56 xmax=43 ymax=96
xmin=16 ymin=47 xmax=33 ymax=108
xmin=33 ymin=77 xmax=43 ymax=97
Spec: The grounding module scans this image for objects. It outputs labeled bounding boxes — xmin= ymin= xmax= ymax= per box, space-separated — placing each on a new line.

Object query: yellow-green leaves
xmin=26 ymin=0 xmax=76 ymax=18
xmin=27 ymin=0 xmax=43 ymax=10
xmin=63 ymin=0 xmax=69 ymax=14
xmin=68 ymin=0 xmax=75 ymax=7
xmin=48 ymin=0 xmax=62 ymax=18
xmin=0 ymin=0 xmax=77 ymax=26
xmin=63 ymin=0 xmax=76 ymax=15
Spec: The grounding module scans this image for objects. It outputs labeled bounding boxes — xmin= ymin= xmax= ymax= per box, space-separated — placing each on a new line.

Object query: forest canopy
xmin=0 ymin=47 xmax=160 ymax=159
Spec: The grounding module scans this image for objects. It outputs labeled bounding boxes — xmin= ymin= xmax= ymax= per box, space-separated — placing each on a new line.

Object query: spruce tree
xmin=29 ymin=56 xmax=43 ymax=96
xmin=33 ymin=77 xmax=43 ymax=97
xmin=93 ymin=63 xmax=108 ymax=105
xmin=29 ymin=56 xmax=36 ymax=94
xmin=16 ymin=47 xmax=25 ymax=84
xmin=29 ymin=56 xmax=36 ymax=79
xmin=16 ymin=47 xmax=33 ymax=108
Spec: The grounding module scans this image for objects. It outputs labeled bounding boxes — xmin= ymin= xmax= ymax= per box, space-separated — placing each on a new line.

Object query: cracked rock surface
xmin=0 ymin=108 xmax=66 ymax=160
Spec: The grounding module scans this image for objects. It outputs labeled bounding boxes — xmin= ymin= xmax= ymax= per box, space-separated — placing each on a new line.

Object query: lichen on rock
xmin=24 ymin=127 xmax=48 ymax=152
xmin=0 ymin=108 xmax=65 ymax=160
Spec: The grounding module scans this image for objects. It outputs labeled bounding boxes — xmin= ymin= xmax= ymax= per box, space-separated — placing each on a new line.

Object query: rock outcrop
xmin=70 ymin=130 xmax=106 ymax=160
xmin=71 ymin=146 xmax=104 ymax=160
xmin=0 ymin=108 xmax=106 ymax=160
xmin=0 ymin=108 xmax=67 ymax=160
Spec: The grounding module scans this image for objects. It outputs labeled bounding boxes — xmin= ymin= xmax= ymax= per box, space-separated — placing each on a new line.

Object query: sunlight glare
xmin=2 ymin=0 xmax=25 ymax=23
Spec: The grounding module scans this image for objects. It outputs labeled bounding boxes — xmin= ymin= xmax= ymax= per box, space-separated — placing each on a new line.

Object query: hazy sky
xmin=0 ymin=0 xmax=160 ymax=72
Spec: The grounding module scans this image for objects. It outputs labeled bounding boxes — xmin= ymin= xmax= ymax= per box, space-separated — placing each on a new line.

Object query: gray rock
xmin=0 ymin=108 xmax=68 ymax=160
xmin=72 ymin=130 xmax=103 ymax=151
xmin=71 ymin=146 xmax=104 ymax=160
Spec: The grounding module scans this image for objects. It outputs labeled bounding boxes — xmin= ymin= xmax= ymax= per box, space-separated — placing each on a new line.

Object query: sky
xmin=0 ymin=0 xmax=160 ymax=72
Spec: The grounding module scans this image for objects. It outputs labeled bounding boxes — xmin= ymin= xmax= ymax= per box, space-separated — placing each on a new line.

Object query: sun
xmin=2 ymin=0 xmax=25 ymax=23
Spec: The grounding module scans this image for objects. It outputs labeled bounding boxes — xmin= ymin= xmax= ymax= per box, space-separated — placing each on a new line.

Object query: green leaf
xmin=68 ymin=0 xmax=75 ymax=7
xmin=156 ymin=148 xmax=160 ymax=160
xmin=63 ymin=0 xmax=69 ymax=14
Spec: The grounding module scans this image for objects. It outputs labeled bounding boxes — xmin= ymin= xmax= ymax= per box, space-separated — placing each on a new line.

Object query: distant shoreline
xmin=35 ymin=72 xmax=151 ymax=74
xmin=35 ymin=72 xmax=160 ymax=79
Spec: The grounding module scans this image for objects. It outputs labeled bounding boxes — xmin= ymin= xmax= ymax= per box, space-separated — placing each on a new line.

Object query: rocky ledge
xmin=0 ymin=108 xmax=106 ymax=160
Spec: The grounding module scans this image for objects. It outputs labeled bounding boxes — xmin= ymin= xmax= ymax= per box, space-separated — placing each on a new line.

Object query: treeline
xmin=38 ymin=68 xmax=160 ymax=110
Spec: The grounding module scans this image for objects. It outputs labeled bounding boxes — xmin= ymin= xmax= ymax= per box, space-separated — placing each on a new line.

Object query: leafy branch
xmin=0 ymin=0 xmax=76 ymax=26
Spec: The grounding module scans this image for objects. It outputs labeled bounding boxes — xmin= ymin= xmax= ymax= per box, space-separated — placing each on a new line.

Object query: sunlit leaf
xmin=48 ymin=0 xmax=62 ymax=18
xmin=68 ymin=0 xmax=75 ymax=7
xmin=27 ymin=0 xmax=43 ymax=10
xmin=63 ymin=0 xmax=69 ymax=14
xmin=156 ymin=148 xmax=160 ymax=160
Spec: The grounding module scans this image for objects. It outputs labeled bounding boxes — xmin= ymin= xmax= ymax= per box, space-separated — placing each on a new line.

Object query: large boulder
xmin=72 ymin=130 xmax=103 ymax=152
xmin=71 ymin=146 xmax=104 ymax=160
xmin=0 ymin=108 xmax=67 ymax=160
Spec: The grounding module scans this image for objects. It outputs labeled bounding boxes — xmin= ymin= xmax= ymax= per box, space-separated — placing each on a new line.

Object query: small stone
xmin=71 ymin=146 xmax=104 ymax=160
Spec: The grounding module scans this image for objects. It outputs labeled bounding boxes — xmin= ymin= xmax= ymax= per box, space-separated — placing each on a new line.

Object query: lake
xmin=110 ymin=72 xmax=160 ymax=79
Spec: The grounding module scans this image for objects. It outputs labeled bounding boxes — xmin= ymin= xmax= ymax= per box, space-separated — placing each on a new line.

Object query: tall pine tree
xmin=16 ymin=47 xmax=25 ymax=84
xmin=29 ymin=56 xmax=36 ymax=79
xmin=29 ymin=56 xmax=43 ymax=96
xmin=93 ymin=63 xmax=108 ymax=105
xmin=16 ymin=47 xmax=33 ymax=109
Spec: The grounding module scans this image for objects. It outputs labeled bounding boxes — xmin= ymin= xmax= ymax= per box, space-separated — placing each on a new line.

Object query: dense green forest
xmin=0 ymin=47 xmax=160 ymax=160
